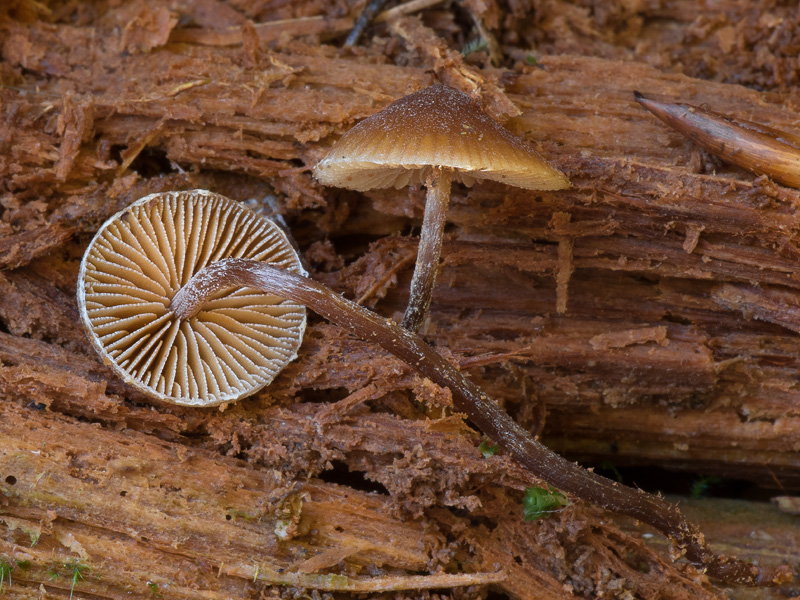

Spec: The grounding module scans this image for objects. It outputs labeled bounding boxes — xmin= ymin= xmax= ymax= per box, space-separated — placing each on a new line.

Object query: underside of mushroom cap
xmin=314 ymin=84 xmax=570 ymax=192
xmin=77 ymin=190 xmax=307 ymax=407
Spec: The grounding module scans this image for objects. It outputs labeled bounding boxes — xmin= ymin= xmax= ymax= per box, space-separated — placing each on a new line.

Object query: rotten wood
xmin=3 ymin=0 xmax=800 ymax=597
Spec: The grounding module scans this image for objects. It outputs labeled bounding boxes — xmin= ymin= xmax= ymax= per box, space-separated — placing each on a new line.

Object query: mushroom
xmin=169 ymin=255 xmax=791 ymax=587
xmin=314 ymin=84 xmax=570 ymax=332
xmin=77 ymin=190 xmax=307 ymax=407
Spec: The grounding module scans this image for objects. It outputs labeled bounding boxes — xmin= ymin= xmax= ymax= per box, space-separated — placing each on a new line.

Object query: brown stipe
xmin=634 ymin=91 xmax=800 ymax=188
xmin=171 ymin=257 xmax=794 ymax=587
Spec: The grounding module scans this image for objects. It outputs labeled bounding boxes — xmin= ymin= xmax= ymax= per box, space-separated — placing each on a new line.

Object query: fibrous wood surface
xmin=2 ymin=0 xmax=800 ymax=599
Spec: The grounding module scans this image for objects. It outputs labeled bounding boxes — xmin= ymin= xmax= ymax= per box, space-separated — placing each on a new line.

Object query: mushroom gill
xmin=77 ymin=190 xmax=306 ymax=406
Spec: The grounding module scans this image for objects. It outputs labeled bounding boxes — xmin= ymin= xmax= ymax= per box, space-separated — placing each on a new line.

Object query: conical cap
xmin=314 ymin=84 xmax=569 ymax=192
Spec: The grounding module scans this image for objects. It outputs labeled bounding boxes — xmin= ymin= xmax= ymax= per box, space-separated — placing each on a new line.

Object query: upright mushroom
xmin=314 ymin=84 xmax=570 ymax=332
xmin=77 ymin=190 xmax=307 ymax=407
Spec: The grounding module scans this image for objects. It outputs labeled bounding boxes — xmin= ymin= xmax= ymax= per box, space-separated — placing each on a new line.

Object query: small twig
xmin=345 ymin=0 xmax=390 ymax=47
xmin=346 ymin=0 xmax=445 ymax=46
xmin=374 ymin=0 xmax=444 ymax=23
xmin=356 ymin=251 xmax=416 ymax=305
xmin=172 ymin=258 xmax=794 ymax=587
xmin=634 ymin=91 xmax=800 ymax=188
xmin=551 ymin=212 xmax=573 ymax=314
xmin=165 ymin=79 xmax=210 ymax=98
xmin=226 ymin=562 xmax=505 ymax=591
xmin=117 ymin=124 xmax=164 ymax=176
xmin=316 ymin=383 xmax=382 ymax=426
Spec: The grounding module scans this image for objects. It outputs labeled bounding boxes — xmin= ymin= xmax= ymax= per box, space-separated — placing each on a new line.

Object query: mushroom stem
xmin=170 ymin=258 xmax=792 ymax=587
xmin=402 ymin=166 xmax=453 ymax=332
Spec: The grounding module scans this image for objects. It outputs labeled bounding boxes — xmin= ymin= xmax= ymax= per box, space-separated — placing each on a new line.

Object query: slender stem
xmin=402 ymin=167 xmax=452 ymax=333
xmin=171 ymin=259 xmax=792 ymax=587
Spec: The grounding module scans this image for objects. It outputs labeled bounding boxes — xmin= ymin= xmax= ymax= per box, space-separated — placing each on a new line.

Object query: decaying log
xmin=3 ymin=0 xmax=800 ymax=597
xmin=1 ymin=400 xmax=723 ymax=600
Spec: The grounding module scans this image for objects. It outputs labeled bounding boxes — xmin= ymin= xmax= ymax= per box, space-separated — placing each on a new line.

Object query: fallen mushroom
xmin=314 ymin=84 xmax=569 ymax=332
xmin=77 ymin=190 xmax=307 ymax=406
xmin=634 ymin=91 xmax=800 ymax=188
xmin=170 ymin=256 xmax=792 ymax=587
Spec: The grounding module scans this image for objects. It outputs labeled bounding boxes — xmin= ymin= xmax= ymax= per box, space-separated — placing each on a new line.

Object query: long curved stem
xmin=171 ymin=258 xmax=792 ymax=587
xmin=402 ymin=166 xmax=452 ymax=333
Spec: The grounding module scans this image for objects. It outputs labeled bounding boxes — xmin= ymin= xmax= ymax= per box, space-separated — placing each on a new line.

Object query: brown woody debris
xmin=635 ymin=92 xmax=800 ymax=189
xmin=2 ymin=1 xmax=800 ymax=597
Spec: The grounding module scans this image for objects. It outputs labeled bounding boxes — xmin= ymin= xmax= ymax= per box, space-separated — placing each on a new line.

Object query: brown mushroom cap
xmin=314 ymin=84 xmax=570 ymax=192
xmin=77 ymin=190 xmax=307 ymax=407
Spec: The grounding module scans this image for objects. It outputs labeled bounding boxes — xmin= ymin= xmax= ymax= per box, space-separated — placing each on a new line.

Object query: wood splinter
xmin=634 ymin=91 xmax=800 ymax=188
